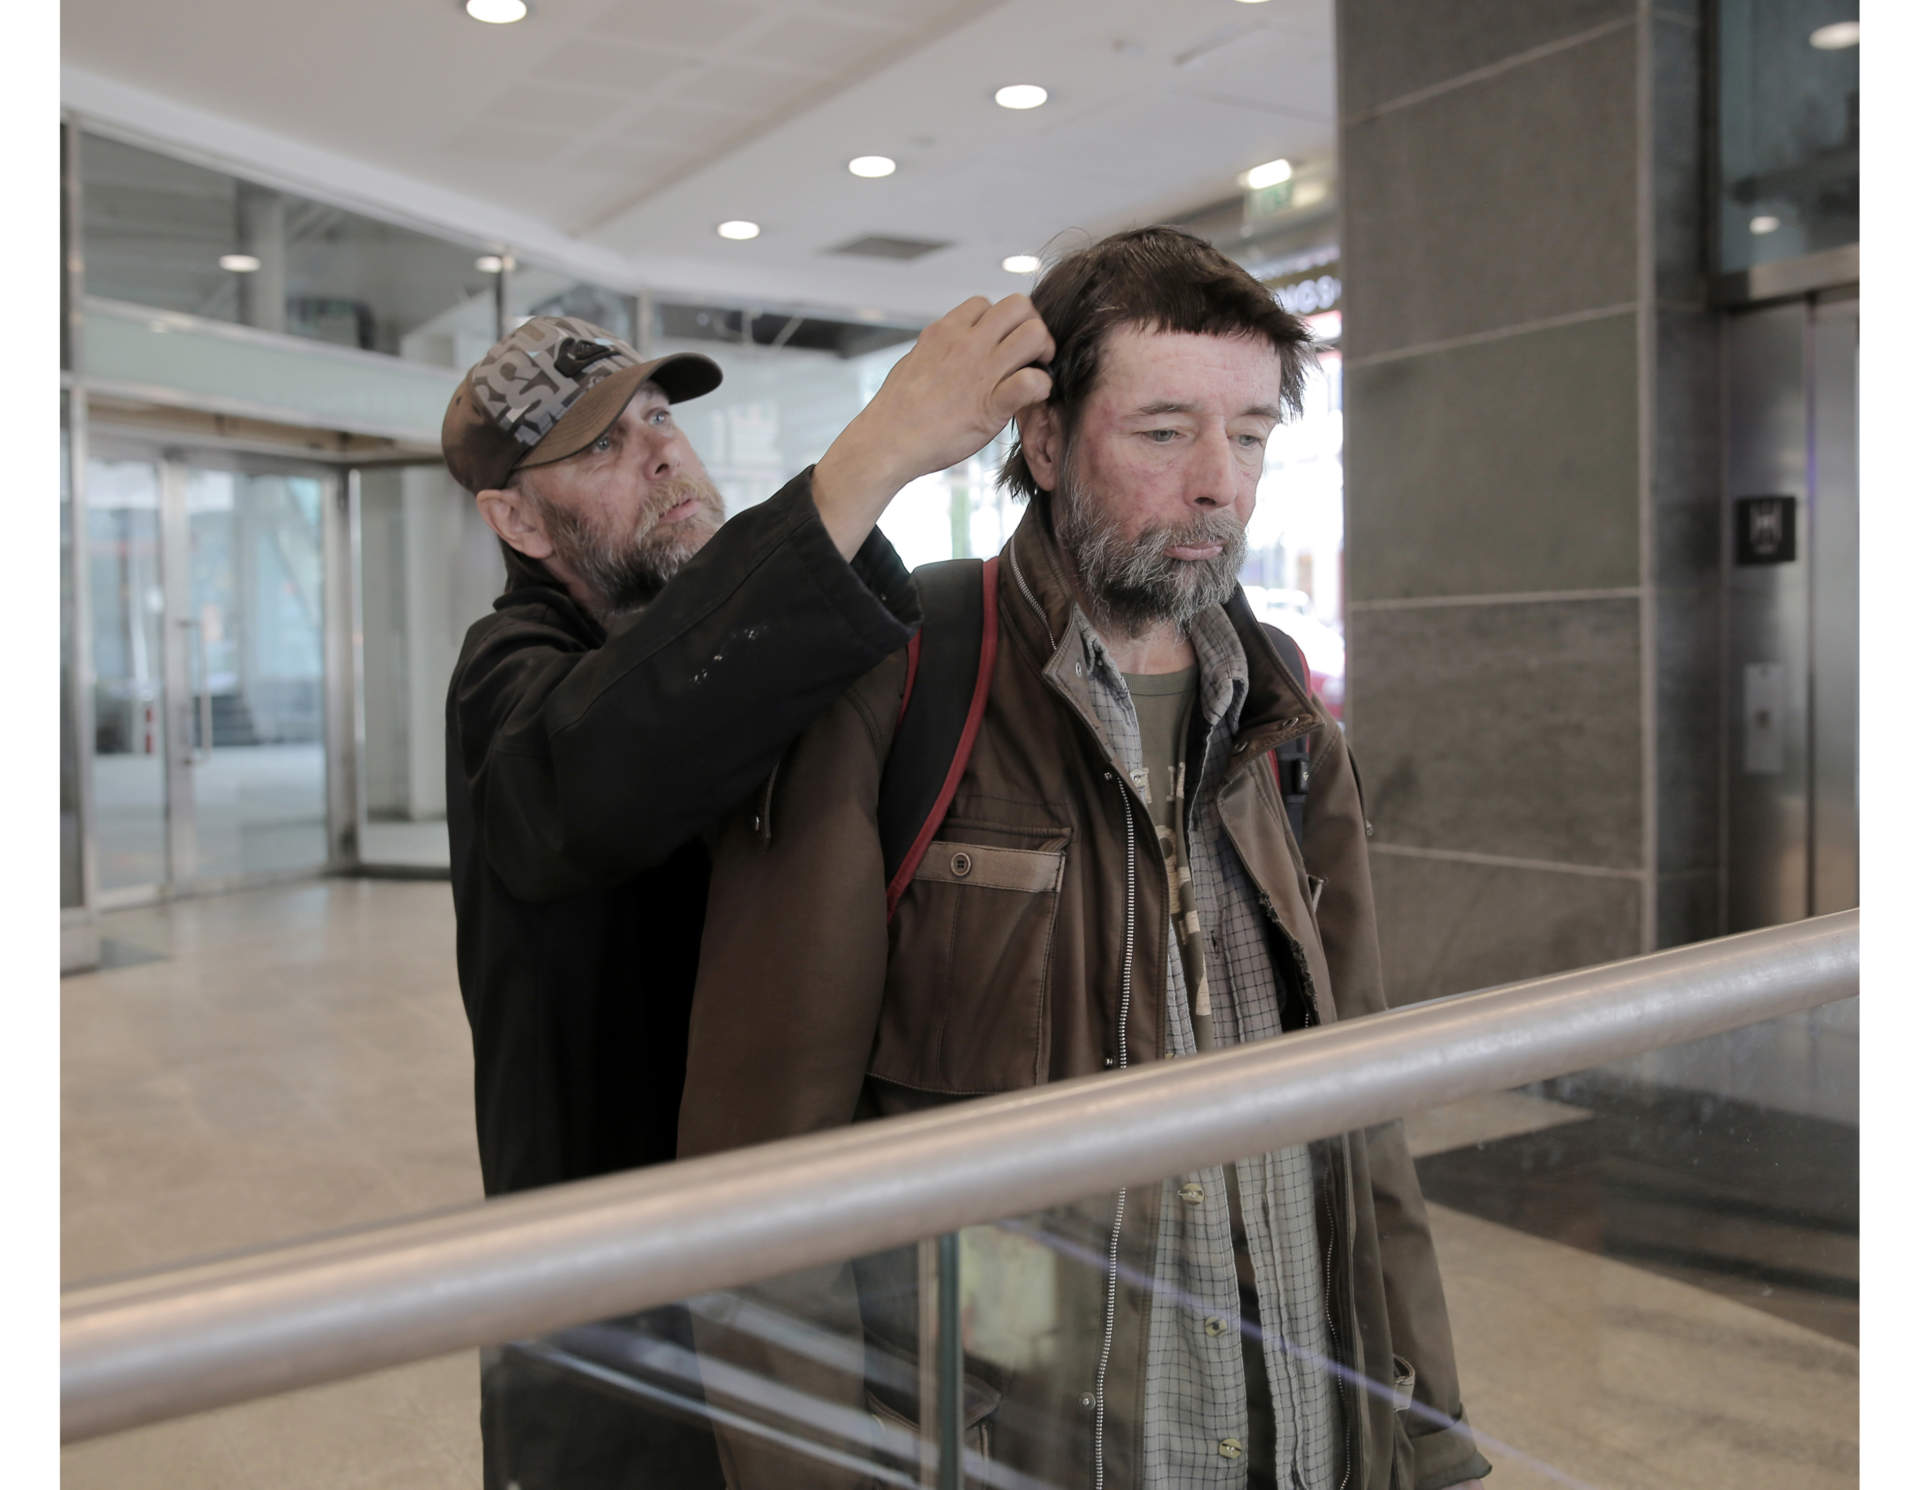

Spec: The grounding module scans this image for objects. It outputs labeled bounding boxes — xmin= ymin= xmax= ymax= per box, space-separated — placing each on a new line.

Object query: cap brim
xmin=515 ymin=351 xmax=724 ymax=473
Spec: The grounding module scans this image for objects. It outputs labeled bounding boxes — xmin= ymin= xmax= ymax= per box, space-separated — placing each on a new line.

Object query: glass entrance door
xmin=85 ymin=453 xmax=169 ymax=894
xmin=85 ymin=443 xmax=338 ymax=898
xmin=180 ymin=465 xmax=331 ymax=882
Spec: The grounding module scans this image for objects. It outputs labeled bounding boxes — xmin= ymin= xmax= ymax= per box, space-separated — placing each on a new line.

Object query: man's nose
xmin=1185 ymin=431 xmax=1239 ymax=507
xmin=645 ymin=427 xmax=683 ymax=480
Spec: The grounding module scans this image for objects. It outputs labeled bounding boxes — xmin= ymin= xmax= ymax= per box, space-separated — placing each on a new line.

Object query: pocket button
xmin=950 ymin=851 xmax=973 ymax=878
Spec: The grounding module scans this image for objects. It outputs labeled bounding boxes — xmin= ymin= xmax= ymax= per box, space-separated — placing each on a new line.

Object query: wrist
xmin=816 ymin=426 xmax=908 ymax=510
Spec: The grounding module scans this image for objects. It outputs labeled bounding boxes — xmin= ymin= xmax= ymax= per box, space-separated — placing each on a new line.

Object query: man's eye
xmin=592 ymin=435 xmax=615 ymax=453
xmin=1144 ymin=429 xmax=1178 ymax=443
xmin=649 ymin=408 xmax=672 ymax=426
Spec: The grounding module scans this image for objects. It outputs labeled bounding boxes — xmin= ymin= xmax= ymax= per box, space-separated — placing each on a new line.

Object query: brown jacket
xmin=679 ymin=510 xmax=1493 ymax=1490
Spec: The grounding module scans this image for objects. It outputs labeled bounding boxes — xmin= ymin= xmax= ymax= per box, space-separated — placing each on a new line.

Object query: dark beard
xmin=1053 ymin=461 xmax=1246 ymax=637
xmin=543 ymin=476 xmax=725 ymax=614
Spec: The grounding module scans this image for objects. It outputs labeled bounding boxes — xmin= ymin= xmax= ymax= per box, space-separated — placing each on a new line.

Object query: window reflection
xmin=1717 ymin=0 xmax=1859 ymax=271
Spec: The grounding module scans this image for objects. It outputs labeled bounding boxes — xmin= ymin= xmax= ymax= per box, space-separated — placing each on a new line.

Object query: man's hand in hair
xmin=811 ymin=293 xmax=1054 ymax=559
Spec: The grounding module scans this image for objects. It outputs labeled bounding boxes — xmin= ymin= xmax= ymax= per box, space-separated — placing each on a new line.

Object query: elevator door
xmin=1725 ymin=291 xmax=1858 ymax=930
xmin=86 ymin=443 xmax=340 ymax=899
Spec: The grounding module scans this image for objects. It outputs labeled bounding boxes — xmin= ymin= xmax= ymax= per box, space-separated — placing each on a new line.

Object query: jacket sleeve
xmin=450 ymin=470 xmax=917 ymax=902
xmin=676 ymin=659 xmax=906 ymax=1490
xmin=1304 ymin=722 xmax=1496 ymax=1490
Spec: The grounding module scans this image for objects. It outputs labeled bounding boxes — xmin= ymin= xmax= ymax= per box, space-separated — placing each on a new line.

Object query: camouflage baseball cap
xmin=441 ymin=315 xmax=722 ymax=494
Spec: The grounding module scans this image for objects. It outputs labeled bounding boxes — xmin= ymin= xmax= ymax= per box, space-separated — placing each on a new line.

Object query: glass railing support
xmin=63 ymin=910 xmax=1858 ymax=1442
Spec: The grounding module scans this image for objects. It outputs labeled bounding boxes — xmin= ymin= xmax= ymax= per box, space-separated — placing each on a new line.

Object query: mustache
xmin=638 ymin=474 xmax=723 ymax=529
xmin=1151 ymin=508 xmax=1245 ymax=550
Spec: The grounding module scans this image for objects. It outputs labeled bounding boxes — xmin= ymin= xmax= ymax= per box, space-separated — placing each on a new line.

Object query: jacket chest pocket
xmin=872 ymin=824 xmax=1067 ymax=1095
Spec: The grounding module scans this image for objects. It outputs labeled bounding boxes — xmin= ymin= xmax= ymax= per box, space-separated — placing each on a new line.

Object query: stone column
xmin=1334 ymin=1 xmax=1719 ymax=1002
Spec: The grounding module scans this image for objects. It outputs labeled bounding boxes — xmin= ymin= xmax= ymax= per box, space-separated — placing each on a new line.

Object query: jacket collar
xmin=1000 ymin=505 xmax=1322 ymax=752
xmin=495 ymin=543 xmax=607 ymax=645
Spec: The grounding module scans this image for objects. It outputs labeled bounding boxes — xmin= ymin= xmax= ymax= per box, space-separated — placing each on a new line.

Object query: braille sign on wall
xmin=1735 ymin=495 xmax=1798 ymax=565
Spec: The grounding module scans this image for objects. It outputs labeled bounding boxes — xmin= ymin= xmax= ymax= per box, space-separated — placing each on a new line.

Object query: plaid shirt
xmin=1070 ymin=602 xmax=1343 ymax=1490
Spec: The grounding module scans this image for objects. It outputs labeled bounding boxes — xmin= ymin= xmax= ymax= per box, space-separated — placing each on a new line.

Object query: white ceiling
xmin=62 ymin=0 xmax=1337 ymax=323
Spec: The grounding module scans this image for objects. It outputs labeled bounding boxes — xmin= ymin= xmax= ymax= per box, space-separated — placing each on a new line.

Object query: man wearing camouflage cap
xmin=442 ymin=297 xmax=1052 ymax=1489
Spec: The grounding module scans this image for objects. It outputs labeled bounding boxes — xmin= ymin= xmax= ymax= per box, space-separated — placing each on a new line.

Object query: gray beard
xmin=544 ymin=476 xmax=725 ymax=614
xmin=1053 ymin=462 xmax=1247 ymax=638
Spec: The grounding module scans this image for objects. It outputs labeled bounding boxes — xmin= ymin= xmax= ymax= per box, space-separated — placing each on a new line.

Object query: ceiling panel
xmin=64 ymin=0 xmax=1341 ymax=320
xmin=526 ymin=38 xmax=706 ymax=96
xmin=581 ymin=0 xmax=779 ymax=51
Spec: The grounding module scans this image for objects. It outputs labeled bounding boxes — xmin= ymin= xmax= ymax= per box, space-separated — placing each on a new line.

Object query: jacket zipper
xmin=1093 ymin=773 xmax=1137 ymax=1490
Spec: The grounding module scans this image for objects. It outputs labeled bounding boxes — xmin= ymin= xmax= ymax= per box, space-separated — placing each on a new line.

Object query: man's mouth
xmin=1164 ymin=542 xmax=1225 ymax=560
xmin=658 ymin=496 xmax=700 ymax=522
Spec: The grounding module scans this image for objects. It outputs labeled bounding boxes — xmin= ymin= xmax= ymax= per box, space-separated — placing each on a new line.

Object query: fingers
xmin=939 ymin=295 xmax=994 ymax=330
xmin=994 ymin=314 xmax=1054 ymax=375
xmin=974 ymin=292 xmax=1042 ymax=347
xmin=987 ymin=366 xmax=1053 ymax=423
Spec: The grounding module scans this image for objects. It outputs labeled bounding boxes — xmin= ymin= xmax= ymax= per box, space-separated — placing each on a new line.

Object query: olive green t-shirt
xmin=1122 ymin=665 xmax=1198 ymax=845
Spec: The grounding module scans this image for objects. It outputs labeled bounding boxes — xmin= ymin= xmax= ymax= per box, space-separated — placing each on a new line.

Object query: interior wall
xmin=1335 ymin=0 xmax=1721 ymax=1002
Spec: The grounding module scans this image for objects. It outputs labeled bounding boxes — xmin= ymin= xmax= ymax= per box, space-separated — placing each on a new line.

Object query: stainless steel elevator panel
xmin=1724 ymin=296 xmax=1859 ymax=930
xmin=1725 ymin=303 xmax=1809 ymax=932
xmin=1808 ymin=295 xmax=1858 ymax=916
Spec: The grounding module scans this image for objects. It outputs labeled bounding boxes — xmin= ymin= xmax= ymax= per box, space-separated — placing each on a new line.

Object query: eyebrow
xmin=1131 ymin=400 xmax=1287 ymax=421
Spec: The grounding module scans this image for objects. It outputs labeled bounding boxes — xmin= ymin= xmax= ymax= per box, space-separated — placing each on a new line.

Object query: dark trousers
xmin=481 ymin=1306 xmax=726 ymax=1490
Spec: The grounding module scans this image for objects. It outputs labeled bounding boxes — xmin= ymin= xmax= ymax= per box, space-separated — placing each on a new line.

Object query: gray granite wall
xmin=1334 ymin=1 xmax=1722 ymax=1002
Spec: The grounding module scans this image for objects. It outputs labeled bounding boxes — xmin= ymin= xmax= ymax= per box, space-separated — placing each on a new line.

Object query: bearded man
xmin=677 ymin=228 xmax=1493 ymax=1490
xmin=439 ymin=302 xmax=1051 ymax=1490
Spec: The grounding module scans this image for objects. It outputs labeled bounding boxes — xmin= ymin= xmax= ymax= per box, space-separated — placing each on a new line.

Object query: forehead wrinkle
xmin=1126 ymin=399 xmax=1288 ymax=420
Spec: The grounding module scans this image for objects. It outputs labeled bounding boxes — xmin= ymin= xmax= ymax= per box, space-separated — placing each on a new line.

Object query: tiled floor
xmin=61 ymin=880 xmax=1858 ymax=1489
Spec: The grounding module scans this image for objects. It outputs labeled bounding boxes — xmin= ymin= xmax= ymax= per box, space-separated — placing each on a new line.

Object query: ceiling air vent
xmin=826 ymin=233 xmax=953 ymax=262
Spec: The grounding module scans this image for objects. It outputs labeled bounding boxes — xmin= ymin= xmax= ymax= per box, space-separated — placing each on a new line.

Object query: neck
xmin=1097 ymin=620 xmax=1195 ymax=674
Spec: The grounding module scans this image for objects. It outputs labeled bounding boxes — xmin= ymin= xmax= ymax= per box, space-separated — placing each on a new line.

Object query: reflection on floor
xmin=92 ymin=745 xmax=328 ymax=892
xmin=1417 ymin=1079 xmax=1859 ymax=1346
xmin=60 ymin=882 xmax=1858 ymax=1489
xmin=360 ymin=817 xmax=452 ymax=873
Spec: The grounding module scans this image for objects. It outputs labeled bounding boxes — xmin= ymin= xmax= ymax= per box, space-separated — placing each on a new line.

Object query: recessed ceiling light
xmin=1234 ymin=0 xmax=1272 ymax=5
xmin=716 ymin=220 xmax=761 ymax=241
xmin=1749 ymin=214 xmax=1782 ymax=235
xmin=848 ymin=155 xmax=897 ymax=179
xmin=1002 ymin=254 xmax=1041 ymax=274
xmin=475 ymin=255 xmax=507 ymax=273
xmin=1808 ymin=20 xmax=1859 ymax=49
xmin=465 ymin=0 xmax=528 ymax=23
xmin=218 ymin=253 xmax=262 ymax=273
xmin=1239 ymin=158 xmax=1293 ymax=190
xmin=994 ymin=84 xmax=1049 ymax=110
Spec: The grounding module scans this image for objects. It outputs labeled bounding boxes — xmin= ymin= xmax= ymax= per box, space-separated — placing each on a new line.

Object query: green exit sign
xmin=1245 ymin=179 xmax=1294 ymax=220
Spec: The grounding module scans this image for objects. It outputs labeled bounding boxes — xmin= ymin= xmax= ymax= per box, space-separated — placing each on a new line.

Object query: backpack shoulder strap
xmin=1259 ymin=623 xmax=1314 ymax=850
xmin=879 ymin=556 xmax=999 ymax=920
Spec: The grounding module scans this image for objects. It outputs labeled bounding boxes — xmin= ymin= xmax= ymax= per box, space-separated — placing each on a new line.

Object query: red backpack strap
xmin=896 ymin=631 xmax=922 ymax=728
xmin=882 ymin=556 xmax=999 ymax=920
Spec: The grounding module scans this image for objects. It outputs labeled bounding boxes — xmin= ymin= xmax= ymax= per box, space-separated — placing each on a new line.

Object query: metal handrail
xmin=62 ymin=910 xmax=1859 ymax=1442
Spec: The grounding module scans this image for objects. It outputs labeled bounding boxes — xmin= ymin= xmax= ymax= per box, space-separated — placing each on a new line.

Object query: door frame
xmin=82 ymin=430 xmax=357 ymax=907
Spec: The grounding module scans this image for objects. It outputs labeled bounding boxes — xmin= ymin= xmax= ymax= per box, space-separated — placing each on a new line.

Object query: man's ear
xmin=475 ymin=485 xmax=555 ymax=561
xmin=1015 ymin=402 xmax=1063 ymax=493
